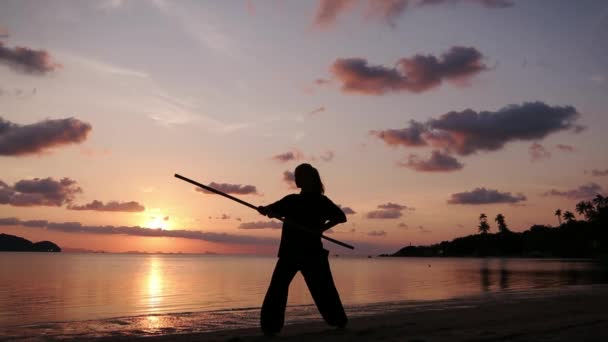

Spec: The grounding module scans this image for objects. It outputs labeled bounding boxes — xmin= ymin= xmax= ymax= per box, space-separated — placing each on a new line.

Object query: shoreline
xmin=4 ymin=284 xmax=602 ymax=341
xmin=106 ymin=284 xmax=608 ymax=341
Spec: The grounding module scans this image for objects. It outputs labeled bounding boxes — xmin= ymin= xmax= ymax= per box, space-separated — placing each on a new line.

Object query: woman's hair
xmin=294 ymin=163 xmax=325 ymax=194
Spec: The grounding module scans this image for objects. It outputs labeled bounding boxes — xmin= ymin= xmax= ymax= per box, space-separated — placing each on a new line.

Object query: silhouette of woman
xmin=257 ymin=163 xmax=348 ymax=335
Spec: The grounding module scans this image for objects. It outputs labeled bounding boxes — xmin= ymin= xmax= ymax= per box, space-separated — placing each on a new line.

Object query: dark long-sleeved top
xmin=265 ymin=193 xmax=346 ymax=258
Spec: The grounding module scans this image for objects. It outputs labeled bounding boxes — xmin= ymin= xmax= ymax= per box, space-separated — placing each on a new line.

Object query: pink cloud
xmin=0 ymin=41 xmax=62 ymax=75
xmin=330 ymin=46 xmax=487 ymax=95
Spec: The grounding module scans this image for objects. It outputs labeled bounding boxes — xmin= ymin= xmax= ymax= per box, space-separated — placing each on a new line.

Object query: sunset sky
xmin=1 ymin=0 xmax=607 ymax=255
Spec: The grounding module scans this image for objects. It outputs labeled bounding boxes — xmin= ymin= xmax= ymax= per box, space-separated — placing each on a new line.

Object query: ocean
xmin=1 ymin=253 xmax=606 ymax=340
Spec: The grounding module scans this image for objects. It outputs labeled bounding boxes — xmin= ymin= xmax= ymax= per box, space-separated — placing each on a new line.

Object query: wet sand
xmin=88 ymin=285 xmax=608 ymax=342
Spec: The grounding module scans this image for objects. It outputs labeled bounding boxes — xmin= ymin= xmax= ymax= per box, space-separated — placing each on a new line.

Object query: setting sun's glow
xmin=143 ymin=217 xmax=170 ymax=230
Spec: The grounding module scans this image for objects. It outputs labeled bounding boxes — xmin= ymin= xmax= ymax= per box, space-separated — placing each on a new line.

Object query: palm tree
xmin=592 ymin=194 xmax=607 ymax=209
xmin=478 ymin=213 xmax=490 ymax=234
xmin=576 ymin=200 xmax=595 ymax=221
xmin=495 ymin=213 xmax=509 ymax=233
xmin=563 ymin=211 xmax=575 ymax=223
xmin=554 ymin=209 xmax=562 ymax=226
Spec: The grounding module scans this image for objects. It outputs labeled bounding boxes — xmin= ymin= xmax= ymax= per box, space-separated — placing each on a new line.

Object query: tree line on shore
xmin=387 ymin=194 xmax=608 ymax=258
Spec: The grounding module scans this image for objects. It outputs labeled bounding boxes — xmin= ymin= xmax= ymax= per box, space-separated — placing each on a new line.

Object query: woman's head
xmin=294 ymin=163 xmax=325 ymax=194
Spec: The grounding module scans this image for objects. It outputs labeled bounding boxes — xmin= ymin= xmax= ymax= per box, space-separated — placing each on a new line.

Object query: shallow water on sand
xmin=1 ymin=253 xmax=607 ymax=339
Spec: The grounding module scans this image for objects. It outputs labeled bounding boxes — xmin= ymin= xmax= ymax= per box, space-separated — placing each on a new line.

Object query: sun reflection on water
xmin=146 ymin=257 xmax=164 ymax=310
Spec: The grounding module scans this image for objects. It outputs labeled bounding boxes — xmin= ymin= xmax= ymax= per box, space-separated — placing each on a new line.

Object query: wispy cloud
xmin=97 ymin=0 xmax=126 ymax=10
xmin=314 ymin=0 xmax=357 ymax=29
xmin=313 ymin=0 xmax=514 ymax=29
xmin=196 ymin=182 xmax=259 ymax=196
xmin=151 ymin=0 xmax=235 ymax=57
xmin=591 ymin=169 xmax=608 ymax=177
xmin=529 ymin=142 xmax=551 ymax=162
xmin=147 ymin=92 xmax=248 ymax=132
xmin=555 ymin=144 xmax=575 ymax=153
xmin=367 ymin=229 xmax=387 ymax=237
xmin=0 ymin=217 xmax=278 ymax=245
xmin=542 ymin=183 xmax=604 ymax=200
xmin=308 ymin=106 xmax=326 ymax=116
xmin=69 ymin=54 xmax=148 ymax=78
xmin=68 ymin=200 xmax=145 ymax=212
xmin=590 ymin=74 xmax=605 ymax=84
xmin=238 ymin=221 xmax=282 ymax=229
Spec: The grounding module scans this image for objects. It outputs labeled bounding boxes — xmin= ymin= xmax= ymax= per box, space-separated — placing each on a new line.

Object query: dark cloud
xmin=0 ymin=217 xmax=19 ymax=225
xmin=0 ymin=177 xmax=81 ymax=207
xmin=23 ymin=219 xmax=49 ymax=227
xmin=367 ymin=230 xmax=387 ymax=237
xmin=0 ymin=217 xmax=278 ymax=245
xmin=0 ymin=41 xmax=61 ymax=75
xmin=542 ymin=183 xmax=603 ymax=200
xmin=448 ymin=187 xmax=526 ymax=204
xmin=367 ymin=210 xmax=402 ymax=219
xmin=591 ymin=169 xmax=608 ymax=177
xmin=339 ymin=205 xmax=356 ymax=215
xmin=283 ymin=170 xmax=297 ymax=189
xmin=314 ymin=0 xmax=356 ymax=28
xmin=370 ymin=120 xmax=427 ymax=147
xmin=418 ymin=225 xmax=431 ymax=233
xmin=373 ymin=102 xmax=581 ymax=156
xmin=378 ymin=202 xmax=407 ymax=210
xmin=196 ymin=182 xmax=259 ymax=195
xmin=400 ymin=150 xmax=464 ymax=172
xmin=367 ymin=202 xmax=410 ymax=219
xmin=272 ymin=150 xmax=303 ymax=163
xmin=529 ymin=142 xmax=551 ymax=162
xmin=555 ymin=144 xmax=575 ymax=152
xmin=238 ymin=220 xmax=283 ymax=229
xmin=320 ymin=150 xmax=335 ymax=162
xmin=0 ymin=117 xmax=92 ymax=156
xmin=68 ymin=200 xmax=145 ymax=212
xmin=330 ymin=46 xmax=487 ymax=95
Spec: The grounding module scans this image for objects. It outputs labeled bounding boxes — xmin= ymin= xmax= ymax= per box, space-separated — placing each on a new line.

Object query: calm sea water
xmin=1 ymin=253 xmax=607 ymax=339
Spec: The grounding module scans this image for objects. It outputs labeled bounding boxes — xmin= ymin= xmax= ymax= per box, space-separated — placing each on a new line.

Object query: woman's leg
xmin=301 ymin=254 xmax=348 ymax=328
xmin=260 ymin=258 xmax=298 ymax=335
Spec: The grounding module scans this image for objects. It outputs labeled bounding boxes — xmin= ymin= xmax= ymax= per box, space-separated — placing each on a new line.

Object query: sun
xmin=144 ymin=216 xmax=170 ymax=230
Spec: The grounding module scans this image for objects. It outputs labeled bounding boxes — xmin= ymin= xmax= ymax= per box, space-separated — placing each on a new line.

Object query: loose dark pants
xmin=260 ymin=253 xmax=347 ymax=334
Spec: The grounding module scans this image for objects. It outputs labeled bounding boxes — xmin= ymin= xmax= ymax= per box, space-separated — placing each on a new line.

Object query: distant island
xmin=0 ymin=233 xmax=61 ymax=252
xmin=384 ymin=195 xmax=607 ymax=259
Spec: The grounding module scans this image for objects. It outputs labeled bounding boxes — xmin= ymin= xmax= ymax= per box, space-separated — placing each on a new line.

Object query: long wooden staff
xmin=175 ymin=173 xmax=354 ymax=250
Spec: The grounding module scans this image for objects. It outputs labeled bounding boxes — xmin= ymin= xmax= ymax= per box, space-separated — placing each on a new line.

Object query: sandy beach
xmin=72 ymin=284 xmax=607 ymax=342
